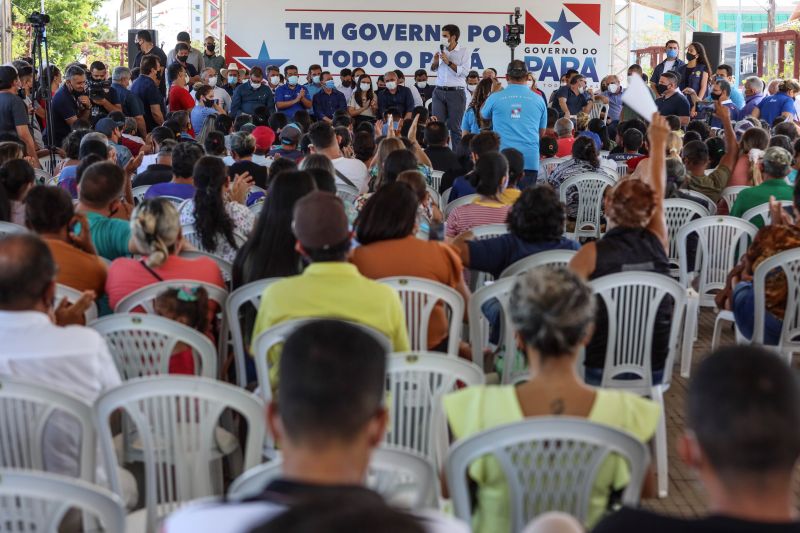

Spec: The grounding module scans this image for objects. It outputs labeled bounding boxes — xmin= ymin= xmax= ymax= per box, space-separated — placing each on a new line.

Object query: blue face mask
xmin=788 ymin=169 xmax=798 ymax=184
xmin=287 ymin=75 xmax=299 ymax=86
xmin=666 ymin=49 xmax=678 ymax=59
xmin=227 ymin=75 xmax=237 ymax=84
xmin=325 ymin=80 xmax=336 ymax=89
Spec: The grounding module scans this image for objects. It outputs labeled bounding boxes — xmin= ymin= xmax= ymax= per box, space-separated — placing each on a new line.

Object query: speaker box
xmin=692 ymin=32 xmax=722 ymax=70
xmin=128 ymin=29 xmax=158 ymax=68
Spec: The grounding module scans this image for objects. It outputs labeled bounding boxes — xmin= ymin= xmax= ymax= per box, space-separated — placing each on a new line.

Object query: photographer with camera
xmin=48 ymin=65 xmax=91 ymax=148
xmin=87 ymin=61 xmax=121 ymax=127
xmin=0 ymin=66 xmax=40 ymax=166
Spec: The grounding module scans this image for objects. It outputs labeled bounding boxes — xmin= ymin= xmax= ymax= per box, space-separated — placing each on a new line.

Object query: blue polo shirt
xmin=274 ymin=84 xmax=306 ymax=120
xmin=190 ymin=105 xmax=217 ymax=133
xmin=555 ymin=86 xmax=591 ymax=115
xmin=757 ymin=92 xmax=797 ymax=125
xmin=312 ymin=89 xmax=347 ymax=121
xmin=131 ymin=75 xmax=165 ymax=132
xmin=48 ymin=85 xmax=79 ymax=148
xmin=304 ymin=83 xmax=323 ymax=99
xmin=481 ymin=84 xmax=547 ymax=171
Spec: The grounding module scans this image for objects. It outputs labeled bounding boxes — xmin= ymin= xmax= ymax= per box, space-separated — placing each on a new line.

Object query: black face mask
xmin=204 ymin=99 xmax=214 ymax=107
xmin=710 ymin=92 xmax=721 ymax=100
xmin=686 ymin=52 xmax=696 ymax=62
xmin=178 ymin=56 xmax=189 ymax=63
xmin=135 ymin=43 xmax=141 ymax=52
xmin=206 ymin=43 xmax=215 ymax=52
xmin=657 ymin=83 xmax=669 ymax=94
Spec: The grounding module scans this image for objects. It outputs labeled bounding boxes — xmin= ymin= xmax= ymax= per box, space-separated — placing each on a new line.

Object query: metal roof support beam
xmin=611 ymin=0 xmax=633 ymax=76
xmin=679 ymin=0 xmax=703 ymax=52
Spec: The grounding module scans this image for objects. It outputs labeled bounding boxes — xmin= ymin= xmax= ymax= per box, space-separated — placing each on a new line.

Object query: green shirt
xmin=685 ymin=164 xmax=732 ymax=203
xmin=85 ymin=211 xmax=131 ymax=261
xmin=730 ymin=179 xmax=794 ymax=228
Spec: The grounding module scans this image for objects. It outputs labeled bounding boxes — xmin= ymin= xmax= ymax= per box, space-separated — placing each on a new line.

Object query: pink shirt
xmin=445 ymin=200 xmax=510 ymax=238
xmin=106 ymin=255 xmax=225 ymax=311
xmin=728 ymin=154 xmax=752 ymax=188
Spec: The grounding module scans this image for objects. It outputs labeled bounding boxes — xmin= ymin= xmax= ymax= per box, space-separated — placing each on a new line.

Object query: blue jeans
xmin=733 ymin=281 xmax=782 ymax=345
xmin=481 ymin=298 xmax=502 ymax=345
xmin=584 ymin=367 xmax=664 ymax=387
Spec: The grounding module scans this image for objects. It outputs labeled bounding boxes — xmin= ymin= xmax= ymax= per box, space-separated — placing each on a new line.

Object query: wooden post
xmin=778 ymin=38 xmax=786 ymax=77
xmin=757 ymin=37 xmax=764 ymax=76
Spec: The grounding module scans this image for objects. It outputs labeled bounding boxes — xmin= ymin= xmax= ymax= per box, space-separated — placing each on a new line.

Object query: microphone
xmin=440 ymin=44 xmax=445 ymax=52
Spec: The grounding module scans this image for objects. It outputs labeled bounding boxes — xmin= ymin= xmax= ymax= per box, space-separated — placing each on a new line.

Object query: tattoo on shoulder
xmin=550 ymin=398 xmax=565 ymax=415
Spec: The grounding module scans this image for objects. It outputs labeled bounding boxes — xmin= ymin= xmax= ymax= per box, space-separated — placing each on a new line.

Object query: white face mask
xmin=287 ymin=75 xmax=298 ymax=86
xmin=207 ymin=76 xmax=217 ymax=87
xmin=578 ymin=86 xmax=585 ymax=94
xmin=560 ymin=81 xmax=567 ymax=87
xmin=526 ymin=80 xmax=534 ymax=88
xmin=270 ymin=75 xmax=280 ymax=85
xmin=360 ymin=82 xmax=371 ymax=91
xmin=417 ymin=80 xmax=427 ymax=89
xmin=608 ymin=83 xmax=619 ymax=93
xmin=386 ymin=81 xmax=397 ymax=91
xmin=250 ymin=81 xmax=261 ymax=89
xmin=467 ymin=83 xmax=477 ymax=93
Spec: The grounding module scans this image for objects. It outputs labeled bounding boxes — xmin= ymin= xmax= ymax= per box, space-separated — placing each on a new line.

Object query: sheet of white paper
xmin=622 ymin=75 xmax=658 ymax=122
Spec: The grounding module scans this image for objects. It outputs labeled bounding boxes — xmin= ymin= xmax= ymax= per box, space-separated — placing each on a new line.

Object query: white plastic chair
xmin=378 ymin=277 xmax=465 ymax=356
xmin=90 ymin=313 xmax=218 ymax=380
xmin=0 ymin=378 xmax=95 ymax=480
xmin=0 ymin=220 xmax=28 ymax=237
xmin=615 ymin=160 xmax=629 ymax=177
xmin=132 ymin=185 xmax=150 ymax=205
xmin=34 ymin=168 xmax=55 ymax=187
xmin=440 ymin=187 xmax=452 ymax=209
xmin=499 ymin=249 xmax=578 ymax=279
xmin=444 ymin=417 xmax=650 ymax=531
xmin=430 ymin=170 xmax=444 ymax=192
xmin=589 ymin=101 xmax=609 ymax=121
xmin=444 ymin=193 xmax=479 ymax=218
xmin=55 ymin=283 xmax=99 ymax=323
xmin=468 ymin=277 xmax=522 ymax=383
xmin=181 ymin=224 xmax=248 ymax=252
xmin=663 ymin=198 xmax=709 ymax=273
xmin=113 ymin=279 xmax=229 ymax=365
xmin=590 ymin=271 xmax=688 ymax=498
xmin=224 ymin=278 xmax=281 ymax=388
xmin=335 ymin=183 xmax=359 ymax=205
xmin=385 ymin=352 xmax=484 ymax=471
xmin=466 ymin=223 xmax=510 ymax=290
xmin=559 ymin=172 xmax=616 ymax=240
xmin=94 ymin=376 xmax=265 ymax=533
xmin=720 ymin=185 xmax=750 ymax=212
xmin=0 ymin=469 xmax=125 ymax=533
xmin=251 ymin=318 xmax=392 ymax=403
xmin=38 ymin=155 xmax=63 ymax=175
xmin=228 ymin=447 xmax=438 ymax=508
xmin=248 ymin=200 xmax=265 ymax=217
xmin=540 ymin=157 xmax=570 ymax=181
xmin=752 ymin=248 xmax=800 ymax=364
xmin=741 ymin=199 xmax=794 ymax=227
xmin=680 ymin=189 xmax=717 ymax=215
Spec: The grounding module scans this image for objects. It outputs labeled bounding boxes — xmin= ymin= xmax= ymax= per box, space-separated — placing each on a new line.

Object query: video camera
xmin=26 ymin=12 xmax=50 ymax=26
xmin=87 ymin=77 xmax=112 ymax=100
xmin=505 ymin=7 xmax=524 ymax=50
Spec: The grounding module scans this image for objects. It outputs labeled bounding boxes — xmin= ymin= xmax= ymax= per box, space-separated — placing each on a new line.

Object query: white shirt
xmin=137 ymin=153 xmax=159 ymax=175
xmin=332 ymin=157 xmax=369 ymax=193
xmin=0 ymin=311 xmax=122 ymax=482
xmin=213 ymin=86 xmax=231 ymax=112
xmin=163 ymin=498 xmax=469 ymax=533
xmin=662 ymin=59 xmax=676 ymax=73
xmin=337 ymin=83 xmax=355 ymax=103
xmin=406 ymin=84 xmax=423 ymax=107
xmin=432 ymin=44 xmax=468 ymax=88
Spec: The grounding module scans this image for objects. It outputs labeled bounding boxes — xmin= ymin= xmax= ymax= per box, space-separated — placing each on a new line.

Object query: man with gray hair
xmin=742 ymin=75 xmax=765 ymax=118
xmin=111 ymin=66 xmax=146 ymax=137
xmin=554 ymin=117 xmax=575 ymax=157
xmin=198 ymin=66 xmax=231 ymax=112
xmin=227 ymin=131 xmax=267 ymax=188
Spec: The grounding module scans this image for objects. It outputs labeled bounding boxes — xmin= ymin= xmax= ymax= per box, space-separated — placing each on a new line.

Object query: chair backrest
xmin=90 ymin=313 xmax=218 ymax=380
xmin=385 ymin=352 xmax=484 ymax=470
xmin=228 ymin=447 xmax=438 ymax=508
xmin=94 ymin=376 xmax=265 ymax=532
xmin=468 ymin=277 xmax=521 ymax=383
xmin=251 ymin=318 xmax=393 ymax=404
xmin=615 ymin=160 xmax=629 ymax=177
xmin=178 ymin=250 xmax=234 ymax=281
xmin=34 ymin=169 xmax=55 ymax=187
xmin=0 ymin=220 xmax=28 ymax=237
xmin=113 ymin=279 xmax=229 ymax=362
xmin=181 ymin=223 xmax=248 ymax=252
xmin=224 ymin=278 xmax=281 ymax=388
xmin=753 ymin=247 xmax=800 ymax=350
xmin=441 ymin=187 xmax=452 ymax=208
xmin=720 ymin=185 xmax=750 ymax=211
xmin=444 ymin=417 xmax=650 ymax=530
xmin=591 ymin=272 xmax=686 ymax=391
xmin=38 ymin=155 xmax=63 ymax=175
xmin=677 ymin=216 xmax=758 ymax=307
xmin=465 ymin=223 xmax=509 ymax=290
xmin=248 ymin=200 xmax=264 ymax=217
xmin=0 ymin=469 xmax=126 ymax=533
xmin=741 ymin=200 xmax=794 ymax=227
xmin=499 ymin=250 xmax=578 ymax=279
xmin=540 ymin=157 xmax=570 ymax=180
xmin=559 ymin=172 xmax=616 ymax=240
xmin=426 ymin=185 xmax=441 ymax=211
xmin=132 ymin=185 xmax=150 ymax=205
xmin=444 ymin=193 xmax=479 ymax=218
xmin=0 ymin=378 xmax=95 ymax=480
xmin=55 ymin=283 xmax=99 ymax=323
xmin=335 ymin=183 xmax=359 ymax=205
xmin=679 ymin=189 xmax=717 ymax=215
xmin=429 ymin=170 xmax=444 ymax=192
xmin=378 ymin=277 xmax=465 ymax=356
xmin=663 ymin=199 xmax=709 ymax=267
xmin=589 ymin=102 xmax=609 ymax=120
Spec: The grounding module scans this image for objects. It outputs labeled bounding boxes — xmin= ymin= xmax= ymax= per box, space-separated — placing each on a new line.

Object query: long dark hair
xmin=355 ymin=182 xmax=418 ymax=245
xmin=232 ymin=171 xmax=316 ymax=288
xmin=572 ymin=136 xmax=600 ymax=168
xmin=192 ymin=156 xmax=237 ymax=252
xmin=353 ymin=74 xmax=374 ymax=106
xmin=469 ymin=78 xmax=494 ymax=129
xmin=688 ymin=41 xmax=711 ymax=69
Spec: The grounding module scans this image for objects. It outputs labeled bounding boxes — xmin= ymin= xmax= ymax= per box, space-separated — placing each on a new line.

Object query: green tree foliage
xmin=12 ymin=0 xmax=113 ymax=67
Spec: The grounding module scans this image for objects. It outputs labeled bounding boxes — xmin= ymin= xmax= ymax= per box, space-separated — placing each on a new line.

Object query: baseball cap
xmin=733 ymin=119 xmax=754 ymax=141
xmin=94 ymin=117 xmax=118 ymax=138
xmin=280 ymin=124 xmax=301 ymax=145
xmin=763 ymin=146 xmax=793 ymax=170
xmin=251 ymin=126 xmax=276 ymax=150
xmin=292 ymin=191 xmax=350 ymax=250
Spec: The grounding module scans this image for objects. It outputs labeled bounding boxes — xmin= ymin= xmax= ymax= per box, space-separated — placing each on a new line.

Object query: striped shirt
xmin=445 ymin=199 xmax=510 ymax=238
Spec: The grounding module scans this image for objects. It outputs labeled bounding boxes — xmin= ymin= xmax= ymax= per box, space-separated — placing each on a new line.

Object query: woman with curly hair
xmin=461 ymin=78 xmax=495 ymax=136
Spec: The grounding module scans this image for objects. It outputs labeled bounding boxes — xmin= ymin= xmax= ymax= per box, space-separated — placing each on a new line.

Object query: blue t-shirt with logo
xmin=275 ymin=84 xmax=306 ymax=120
xmin=480 ymin=84 xmax=547 ymax=171
xmin=757 ymin=93 xmax=797 ymax=125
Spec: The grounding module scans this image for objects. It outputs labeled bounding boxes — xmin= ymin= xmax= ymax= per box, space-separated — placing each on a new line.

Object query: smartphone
xmin=428 ymin=222 xmax=445 ymax=241
xmin=71 ymin=221 xmax=82 ymax=237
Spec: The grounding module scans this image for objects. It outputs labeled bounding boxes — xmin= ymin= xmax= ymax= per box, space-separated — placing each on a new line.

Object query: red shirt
xmin=556 ymin=137 xmax=576 ymax=158
xmin=168 ymin=85 xmax=195 ymax=113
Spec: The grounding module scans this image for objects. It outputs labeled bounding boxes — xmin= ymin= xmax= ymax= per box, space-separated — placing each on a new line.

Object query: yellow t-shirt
xmin=250 ymin=262 xmax=410 ymax=388
xmin=498 ymin=188 xmax=521 ymax=206
xmin=443 ymin=385 xmax=660 ymax=532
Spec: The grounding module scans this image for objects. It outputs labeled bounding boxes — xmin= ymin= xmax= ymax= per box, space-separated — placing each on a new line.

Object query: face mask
xmin=686 ymin=52 xmax=696 ymax=62
xmin=312 ymin=75 xmax=321 ymax=84
xmin=360 ymin=82 xmax=371 ymax=91
xmin=417 ymin=81 xmax=427 ymax=89
xmin=228 ymin=75 xmax=237 ymax=84
xmin=206 ymin=43 xmax=215 ymax=52
xmin=288 ymin=75 xmax=298 ymax=85
xmin=578 ymin=86 xmax=585 ymax=94
xmin=204 ymin=98 xmax=214 ymax=107
xmin=467 ymin=83 xmax=477 ymax=92
xmin=385 ymin=81 xmax=397 ymax=91
xmin=716 ymin=76 xmax=726 ymax=82
xmin=207 ymin=76 xmax=217 ymax=87
xmin=250 ymin=81 xmax=261 ymax=89
xmin=342 ymin=80 xmax=351 ymax=87
xmin=710 ymin=92 xmax=721 ymax=100
xmin=178 ymin=56 xmax=188 ymax=63
xmin=608 ymin=83 xmax=619 ymax=93
xmin=666 ymin=49 xmax=678 ymax=59
xmin=526 ymin=80 xmax=534 ymax=88
xmin=441 ymin=38 xmax=449 ymax=48
xmin=560 ymin=81 xmax=567 ymax=87
xmin=270 ymin=75 xmax=280 ymax=85
xmin=657 ymin=83 xmax=669 ymax=94
xmin=324 ymin=80 xmax=336 ymax=89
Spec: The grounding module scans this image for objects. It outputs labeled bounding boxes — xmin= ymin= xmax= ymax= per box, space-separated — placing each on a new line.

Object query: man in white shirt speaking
xmin=431 ymin=24 xmax=469 ymax=144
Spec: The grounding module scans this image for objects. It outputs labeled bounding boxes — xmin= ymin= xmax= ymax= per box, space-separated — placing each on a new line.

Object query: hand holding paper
xmin=622 ymin=74 xmax=658 ymax=123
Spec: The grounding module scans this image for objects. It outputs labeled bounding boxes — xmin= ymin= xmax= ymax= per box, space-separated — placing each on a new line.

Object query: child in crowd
xmin=154 ymin=285 xmax=210 ymax=375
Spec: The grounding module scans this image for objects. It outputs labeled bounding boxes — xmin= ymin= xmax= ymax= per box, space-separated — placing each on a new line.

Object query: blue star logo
xmin=234 ymin=41 xmax=289 ymax=71
xmin=546 ymin=10 xmax=581 ymax=44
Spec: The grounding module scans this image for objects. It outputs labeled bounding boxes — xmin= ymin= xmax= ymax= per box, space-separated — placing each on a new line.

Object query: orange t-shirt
xmin=350 ymin=236 xmax=463 ymax=350
xmin=45 ymin=238 xmax=107 ymax=296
